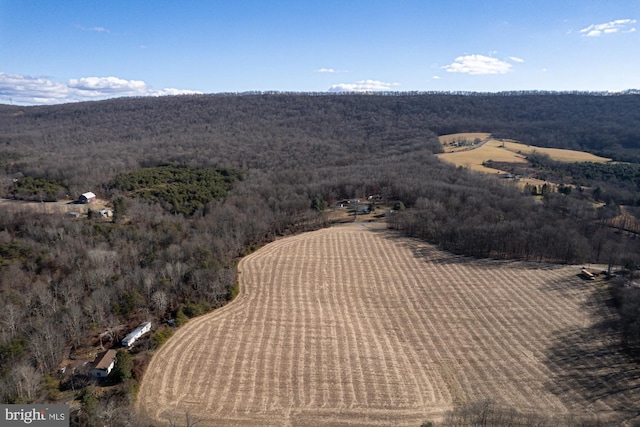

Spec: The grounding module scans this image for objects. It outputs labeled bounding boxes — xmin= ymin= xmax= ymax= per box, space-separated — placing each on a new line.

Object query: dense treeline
xmin=1 ymin=93 xmax=640 ymax=424
xmin=9 ymin=176 xmax=68 ymax=201
xmin=525 ymin=153 xmax=640 ymax=205
xmin=390 ymin=163 xmax=640 ymax=264
xmin=111 ymin=165 xmax=243 ymax=216
xmin=0 ymin=183 xmax=325 ymax=419
xmin=0 ymin=202 xmax=235 ymax=394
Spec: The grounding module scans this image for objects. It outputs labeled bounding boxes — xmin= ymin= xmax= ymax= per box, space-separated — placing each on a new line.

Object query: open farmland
xmin=495 ymin=139 xmax=612 ymax=163
xmin=137 ymin=224 xmax=640 ymax=426
xmin=437 ymin=134 xmax=611 ymax=175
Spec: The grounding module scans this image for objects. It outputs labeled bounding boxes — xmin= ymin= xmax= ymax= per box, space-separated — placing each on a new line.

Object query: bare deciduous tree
xmin=8 ymin=363 xmax=41 ymax=402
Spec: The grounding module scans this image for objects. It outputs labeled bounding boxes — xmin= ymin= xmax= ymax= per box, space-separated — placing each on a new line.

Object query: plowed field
xmin=137 ymin=224 xmax=640 ymax=426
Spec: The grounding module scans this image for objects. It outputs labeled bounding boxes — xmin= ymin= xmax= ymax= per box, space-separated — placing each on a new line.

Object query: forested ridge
xmin=1 ymin=92 xmax=640 ymax=425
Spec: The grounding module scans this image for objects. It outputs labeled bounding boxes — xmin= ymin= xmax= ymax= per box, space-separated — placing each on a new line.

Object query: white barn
xmin=89 ymin=349 xmax=117 ymax=378
xmin=122 ymin=322 xmax=152 ymax=347
xmin=79 ymin=192 xmax=96 ymax=204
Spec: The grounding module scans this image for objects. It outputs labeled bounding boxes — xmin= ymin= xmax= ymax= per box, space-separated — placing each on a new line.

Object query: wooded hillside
xmin=1 ymin=92 xmax=640 ymax=425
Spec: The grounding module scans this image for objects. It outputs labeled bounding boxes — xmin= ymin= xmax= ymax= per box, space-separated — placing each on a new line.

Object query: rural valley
xmin=1 ymin=92 xmax=640 ymax=426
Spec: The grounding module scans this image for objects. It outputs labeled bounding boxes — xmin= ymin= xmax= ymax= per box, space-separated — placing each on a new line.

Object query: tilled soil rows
xmin=137 ymin=224 xmax=640 ymax=426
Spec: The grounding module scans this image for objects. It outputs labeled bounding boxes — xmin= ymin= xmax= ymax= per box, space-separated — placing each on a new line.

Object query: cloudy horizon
xmin=1 ymin=1 xmax=638 ymax=105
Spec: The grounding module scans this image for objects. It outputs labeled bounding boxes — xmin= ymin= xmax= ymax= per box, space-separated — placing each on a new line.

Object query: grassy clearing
xmin=438 ymin=139 xmax=528 ymax=173
xmin=437 ymin=135 xmax=611 ymax=175
xmin=0 ymin=198 xmax=109 ymax=216
xmin=498 ymin=139 xmax=611 ymax=163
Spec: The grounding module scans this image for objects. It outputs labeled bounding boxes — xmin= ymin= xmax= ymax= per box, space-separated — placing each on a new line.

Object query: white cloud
xmin=328 ymin=79 xmax=400 ymax=92
xmin=432 ymin=75 xmax=441 ymax=80
xmin=509 ymin=56 xmax=525 ymax=63
xmin=0 ymin=73 xmax=201 ymax=105
xmin=68 ymin=76 xmax=148 ymax=94
xmin=316 ymin=68 xmax=335 ymax=73
xmin=442 ymin=55 xmax=513 ymax=75
xmin=0 ymin=74 xmax=70 ymax=104
xmin=580 ymin=19 xmax=636 ymax=37
xmin=75 ymin=24 xmax=111 ymax=33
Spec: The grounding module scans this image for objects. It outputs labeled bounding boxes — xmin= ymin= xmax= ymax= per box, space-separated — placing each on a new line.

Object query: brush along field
xmin=437 ymin=132 xmax=491 ymax=147
xmin=137 ymin=224 xmax=640 ymax=426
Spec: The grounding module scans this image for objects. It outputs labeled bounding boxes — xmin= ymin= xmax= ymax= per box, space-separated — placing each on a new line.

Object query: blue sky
xmin=0 ymin=0 xmax=638 ymax=105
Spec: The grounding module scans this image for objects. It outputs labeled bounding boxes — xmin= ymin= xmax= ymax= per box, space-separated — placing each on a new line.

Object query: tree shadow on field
xmin=371 ymin=227 xmax=640 ymax=423
xmin=369 ymin=227 xmax=479 ymax=265
xmin=375 ymin=226 xmax=569 ymax=271
xmin=543 ymin=286 xmax=640 ymax=424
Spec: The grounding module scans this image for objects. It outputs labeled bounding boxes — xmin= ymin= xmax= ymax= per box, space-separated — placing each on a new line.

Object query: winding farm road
xmin=137 ymin=223 xmax=640 ymax=426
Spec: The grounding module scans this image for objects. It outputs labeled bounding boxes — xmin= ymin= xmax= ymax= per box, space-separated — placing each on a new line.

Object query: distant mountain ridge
xmin=1 ymin=92 xmax=639 ymax=190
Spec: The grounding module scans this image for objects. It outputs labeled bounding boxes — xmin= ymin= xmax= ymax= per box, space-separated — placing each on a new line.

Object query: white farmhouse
xmin=89 ymin=349 xmax=117 ymax=378
xmin=122 ymin=321 xmax=152 ymax=347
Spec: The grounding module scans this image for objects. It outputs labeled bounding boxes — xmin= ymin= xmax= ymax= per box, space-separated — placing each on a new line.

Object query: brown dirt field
xmin=136 ymin=224 xmax=640 ymax=426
